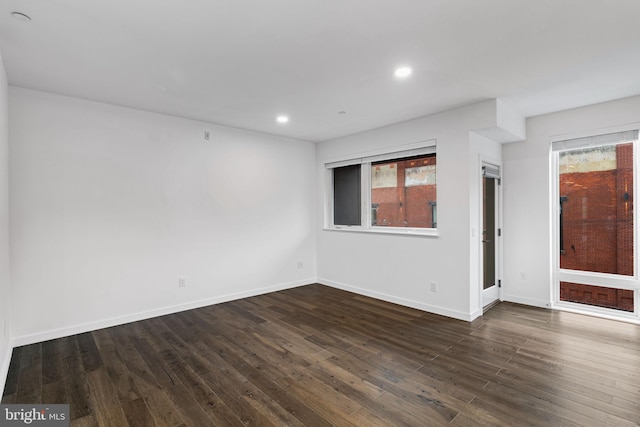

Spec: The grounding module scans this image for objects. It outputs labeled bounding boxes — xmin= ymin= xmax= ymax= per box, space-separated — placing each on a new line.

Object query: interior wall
xmin=9 ymin=87 xmax=317 ymax=344
xmin=502 ymin=95 xmax=640 ymax=308
xmin=316 ymin=101 xmax=503 ymax=321
xmin=0 ymin=55 xmax=11 ymax=392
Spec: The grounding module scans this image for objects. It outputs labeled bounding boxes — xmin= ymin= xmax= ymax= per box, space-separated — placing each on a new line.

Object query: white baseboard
xmin=502 ymin=294 xmax=551 ymax=309
xmin=11 ymin=278 xmax=315 ymax=348
xmin=3 ymin=280 xmax=556 ymax=391
xmin=469 ymin=308 xmax=483 ymax=321
xmin=318 ymin=278 xmax=476 ymax=322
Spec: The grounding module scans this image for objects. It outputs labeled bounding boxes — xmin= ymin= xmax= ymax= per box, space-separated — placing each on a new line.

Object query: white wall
xmin=502 ymin=95 xmax=640 ymax=307
xmin=316 ymin=100 xmax=511 ymax=320
xmin=0 ymin=55 xmax=11 ymax=393
xmin=9 ymin=87 xmax=317 ymax=344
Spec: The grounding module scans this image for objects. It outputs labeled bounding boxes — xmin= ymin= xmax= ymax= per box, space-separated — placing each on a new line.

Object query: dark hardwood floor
xmin=2 ymin=284 xmax=640 ymax=426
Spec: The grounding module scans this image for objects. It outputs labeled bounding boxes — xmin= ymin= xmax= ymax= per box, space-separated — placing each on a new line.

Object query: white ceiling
xmin=1 ymin=0 xmax=639 ymax=142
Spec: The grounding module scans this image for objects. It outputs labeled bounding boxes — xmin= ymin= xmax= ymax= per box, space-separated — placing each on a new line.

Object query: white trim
xmin=478 ymin=155 xmax=503 ymax=314
xmin=502 ymin=294 xmax=551 ymax=309
xmin=0 ymin=342 xmax=13 ymax=396
xmin=555 ymin=270 xmax=637 ymax=289
xmin=11 ymin=279 xmax=315 ymax=347
xmin=551 ymin=141 xmax=561 ymax=303
xmin=550 ymin=122 xmax=640 ymax=145
xmin=324 ymin=226 xmax=438 ymax=237
xmin=318 ymin=278 xmax=476 ymax=322
xmin=324 ymin=139 xmax=436 ymax=167
xmin=552 ymin=129 xmax=638 ymax=151
xmin=325 ymin=158 xmax=362 ymax=169
xmin=362 ymin=161 xmax=372 ymax=227
xmin=363 ymin=146 xmax=436 ymax=164
xmin=552 ymin=301 xmax=640 ymax=325
xmin=324 ymin=167 xmax=334 ymax=229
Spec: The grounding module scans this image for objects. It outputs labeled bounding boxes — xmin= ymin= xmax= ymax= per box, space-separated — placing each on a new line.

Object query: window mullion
xmin=362 ymin=162 xmax=372 ymax=229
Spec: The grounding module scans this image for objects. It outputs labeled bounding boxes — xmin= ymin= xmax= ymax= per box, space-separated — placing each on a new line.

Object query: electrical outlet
xmin=178 ymin=277 xmax=187 ymax=287
xmin=430 ymin=281 xmax=438 ymax=292
xmin=204 ymin=131 xmax=210 ymax=141
xmin=297 ymin=261 xmax=304 ymax=269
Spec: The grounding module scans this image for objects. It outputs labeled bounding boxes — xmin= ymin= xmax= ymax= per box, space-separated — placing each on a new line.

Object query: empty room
xmin=1 ymin=1 xmax=639 ymax=426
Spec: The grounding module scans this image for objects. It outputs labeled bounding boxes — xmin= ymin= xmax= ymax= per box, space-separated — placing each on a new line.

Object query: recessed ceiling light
xmin=11 ymin=12 xmax=31 ymax=22
xmin=276 ymin=115 xmax=289 ymax=124
xmin=394 ymin=66 xmax=412 ymax=78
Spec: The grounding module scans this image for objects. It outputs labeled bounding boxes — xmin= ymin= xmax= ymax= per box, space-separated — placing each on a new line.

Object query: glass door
xmin=482 ymin=164 xmax=500 ymax=308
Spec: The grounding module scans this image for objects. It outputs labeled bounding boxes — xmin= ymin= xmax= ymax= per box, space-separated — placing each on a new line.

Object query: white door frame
xmin=480 ymin=160 xmax=503 ymax=310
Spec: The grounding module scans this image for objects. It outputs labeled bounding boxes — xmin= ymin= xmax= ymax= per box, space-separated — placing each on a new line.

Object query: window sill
xmin=323 ymin=226 xmax=438 ymax=237
xmin=553 ymin=301 xmax=639 ymax=323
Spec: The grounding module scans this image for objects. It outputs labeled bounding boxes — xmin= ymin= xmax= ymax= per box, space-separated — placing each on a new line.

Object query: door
xmin=482 ymin=165 xmax=500 ymax=308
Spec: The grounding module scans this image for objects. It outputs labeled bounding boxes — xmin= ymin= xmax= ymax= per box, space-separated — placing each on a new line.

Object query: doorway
xmin=482 ymin=164 xmax=500 ymax=309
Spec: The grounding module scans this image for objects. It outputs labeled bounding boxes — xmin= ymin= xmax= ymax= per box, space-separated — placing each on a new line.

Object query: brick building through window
xmin=371 ymin=154 xmax=436 ymax=228
xmin=559 ymin=142 xmax=634 ymax=312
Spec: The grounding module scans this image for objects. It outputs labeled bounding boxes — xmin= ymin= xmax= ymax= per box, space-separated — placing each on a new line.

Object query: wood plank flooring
xmin=3 ymin=284 xmax=640 ymax=426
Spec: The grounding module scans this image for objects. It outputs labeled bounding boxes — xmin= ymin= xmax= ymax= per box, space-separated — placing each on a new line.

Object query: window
xmin=326 ymin=143 xmax=436 ymax=234
xmin=557 ymin=141 xmax=634 ymax=276
xmin=333 ymin=164 xmax=361 ymax=226
xmin=553 ymin=129 xmax=638 ymax=316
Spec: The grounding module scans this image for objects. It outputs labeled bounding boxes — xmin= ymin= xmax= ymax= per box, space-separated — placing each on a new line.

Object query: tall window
xmin=558 ymin=143 xmax=634 ymax=275
xmin=327 ymin=143 xmax=436 ymax=234
xmin=553 ymin=129 xmax=638 ymax=315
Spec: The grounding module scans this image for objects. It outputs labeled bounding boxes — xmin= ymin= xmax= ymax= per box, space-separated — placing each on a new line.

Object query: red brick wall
xmin=560 ymin=168 xmax=619 ymax=273
xmin=560 ymin=144 xmax=633 ymax=275
xmin=616 ymin=144 xmax=634 ymax=275
xmin=560 ymin=282 xmax=634 ymax=312
xmin=559 ymin=143 xmax=634 ymax=312
xmin=372 ymin=156 xmax=436 ymax=228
